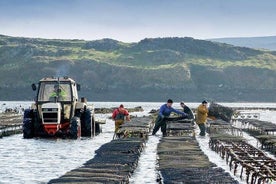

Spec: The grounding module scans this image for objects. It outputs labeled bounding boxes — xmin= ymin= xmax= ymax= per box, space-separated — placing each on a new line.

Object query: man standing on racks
xmin=112 ymin=104 xmax=130 ymax=133
xmin=152 ymin=99 xmax=187 ymax=137
xmin=195 ymin=100 xmax=209 ymax=136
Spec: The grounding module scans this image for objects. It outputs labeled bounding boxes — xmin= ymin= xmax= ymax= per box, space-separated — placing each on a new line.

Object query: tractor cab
xmin=36 ymin=78 xmax=79 ymax=123
xmin=38 ymin=82 xmax=73 ymax=102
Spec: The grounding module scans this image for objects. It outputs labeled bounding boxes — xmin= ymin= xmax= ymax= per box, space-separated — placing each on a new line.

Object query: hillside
xmin=210 ymin=36 xmax=276 ymax=51
xmin=0 ymin=34 xmax=276 ymax=102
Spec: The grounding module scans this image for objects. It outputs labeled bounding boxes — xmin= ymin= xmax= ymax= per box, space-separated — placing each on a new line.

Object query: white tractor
xmin=23 ymin=76 xmax=101 ymax=139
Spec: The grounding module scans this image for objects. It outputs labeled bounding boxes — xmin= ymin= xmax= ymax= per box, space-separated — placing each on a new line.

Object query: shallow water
xmin=0 ymin=101 xmax=275 ymax=183
xmin=0 ymin=117 xmax=114 ymax=184
xmin=129 ymin=134 xmax=161 ymax=184
xmin=195 ymin=128 xmax=246 ymax=184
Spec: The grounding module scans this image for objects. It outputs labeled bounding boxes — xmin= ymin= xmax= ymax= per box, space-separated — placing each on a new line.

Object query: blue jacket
xmin=158 ymin=104 xmax=187 ymax=117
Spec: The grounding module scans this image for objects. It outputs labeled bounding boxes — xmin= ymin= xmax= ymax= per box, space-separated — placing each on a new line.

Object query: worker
xmin=180 ymin=101 xmax=194 ymax=119
xmin=152 ymin=99 xmax=187 ymax=137
xmin=49 ymin=84 xmax=66 ymax=101
xmin=112 ymin=104 xmax=130 ymax=133
xmin=195 ymin=100 xmax=209 ymax=136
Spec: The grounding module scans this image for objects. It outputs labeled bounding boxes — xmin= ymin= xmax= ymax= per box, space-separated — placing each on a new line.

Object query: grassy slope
xmin=1 ymin=35 xmax=276 ymax=69
xmin=0 ymin=35 xmax=275 ymax=101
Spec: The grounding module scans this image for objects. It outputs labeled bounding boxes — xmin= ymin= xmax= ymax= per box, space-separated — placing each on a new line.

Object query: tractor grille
xmin=43 ymin=112 xmax=58 ymax=123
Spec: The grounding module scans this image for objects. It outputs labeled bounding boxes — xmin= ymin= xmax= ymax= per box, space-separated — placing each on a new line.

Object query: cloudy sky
xmin=0 ymin=0 xmax=276 ymax=42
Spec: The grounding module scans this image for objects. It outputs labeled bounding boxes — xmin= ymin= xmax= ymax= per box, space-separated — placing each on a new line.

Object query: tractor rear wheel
xmin=95 ymin=121 xmax=102 ymax=134
xmin=69 ymin=116 xmax=80 ymax=139
xmin=81 ymin=109 xmax=92 ymax=137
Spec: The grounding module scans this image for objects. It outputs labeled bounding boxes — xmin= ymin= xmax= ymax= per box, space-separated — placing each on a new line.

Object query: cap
xmin=180 ymin=101 xmax=184 ymax=105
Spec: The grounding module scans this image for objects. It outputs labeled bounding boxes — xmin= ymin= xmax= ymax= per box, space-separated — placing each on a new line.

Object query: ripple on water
xmin=0 ymin=117 xmax=114 ymax=184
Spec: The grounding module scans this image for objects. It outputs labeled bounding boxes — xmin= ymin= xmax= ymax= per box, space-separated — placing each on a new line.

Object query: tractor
xmin=23 ymin=76 xmax=101 ymax=139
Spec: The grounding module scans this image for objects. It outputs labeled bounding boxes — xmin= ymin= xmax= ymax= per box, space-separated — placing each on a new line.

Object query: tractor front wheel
xmin=23 ymin=109 xmax=34 ymax=138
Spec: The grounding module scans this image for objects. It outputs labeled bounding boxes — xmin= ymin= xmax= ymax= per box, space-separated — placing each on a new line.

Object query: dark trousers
xmin=152 ymin=115 xmax=166 ymax=135
xmin=198 ymin=123 xmax=206 ymax=136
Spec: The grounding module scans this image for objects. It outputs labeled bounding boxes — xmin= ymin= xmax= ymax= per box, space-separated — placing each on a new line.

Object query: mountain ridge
xmin=209 ymin=36 xmax=276 ymax=51
xmin=0 ymin=34 xmax=275 ymax=102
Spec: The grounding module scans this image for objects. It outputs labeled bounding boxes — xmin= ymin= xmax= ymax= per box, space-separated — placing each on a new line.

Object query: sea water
xmin=0 ymin=101 xmax=275 ymax=183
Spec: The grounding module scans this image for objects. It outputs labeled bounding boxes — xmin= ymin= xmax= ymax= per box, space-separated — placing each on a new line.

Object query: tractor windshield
xmin=38 ymin=83 xmax=72 ymax=102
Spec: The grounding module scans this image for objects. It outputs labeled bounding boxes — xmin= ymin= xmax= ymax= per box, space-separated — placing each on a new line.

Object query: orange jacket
xmin=112 ymin=107 xmax=129 ymax=121
xmin=196 ymin=104 xmax=208 ymax=124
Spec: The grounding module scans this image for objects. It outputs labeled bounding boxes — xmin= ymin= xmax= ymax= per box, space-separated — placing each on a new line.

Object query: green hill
xmin=0 ymin=34 xmax=275 ymax=102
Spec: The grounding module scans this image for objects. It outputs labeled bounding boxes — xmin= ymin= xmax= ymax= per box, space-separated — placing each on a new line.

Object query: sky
xmin=0 ymin=0 xmax=276 ymax=42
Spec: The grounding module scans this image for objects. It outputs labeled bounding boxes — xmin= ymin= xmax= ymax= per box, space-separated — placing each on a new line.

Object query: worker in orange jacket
xmin=195 ymin=100 xmax=209 ymax=136
xmin=112 ymin=104 xmax=130 ymax=133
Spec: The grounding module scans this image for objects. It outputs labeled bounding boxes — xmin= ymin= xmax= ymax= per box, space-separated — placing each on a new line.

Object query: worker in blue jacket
xmin=152 ymin=99 xmax=187 ymax=137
